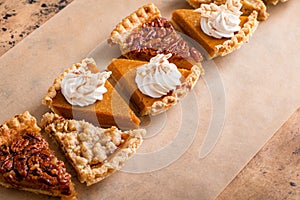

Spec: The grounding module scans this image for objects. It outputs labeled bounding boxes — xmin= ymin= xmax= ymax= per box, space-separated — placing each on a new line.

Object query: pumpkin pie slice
xmin=40 ymin=112 xmax=145 ymax=186
xmin=171 ymin=3 xmax=259 ymax=59
xmin=42 ymin=58 xmax=140 ymax=130
xmin=0 ymin=111 xmax=76 ymax=199
xmin=107 ymin=55 xmax=202 ymax=116
xmin=186 ymin=0 xmax=269 ymax=21
xmin=108 ymin=3 xmax=203 ymax=70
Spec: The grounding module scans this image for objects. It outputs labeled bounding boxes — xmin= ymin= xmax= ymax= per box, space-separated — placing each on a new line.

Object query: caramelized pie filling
xmin=122 ymin=17 xmax=203 ymax=67
xmin=0 ymin=131 xmax=72 ymax=196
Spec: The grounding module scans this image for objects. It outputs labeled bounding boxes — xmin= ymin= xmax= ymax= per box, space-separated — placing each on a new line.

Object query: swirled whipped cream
xmin=195 ymin=0 xmax=242 ymax=39
xmin=135 ymin=54 xmax=181 ymax=98
xmin=61 ymin=59 xmax=111 ymax=107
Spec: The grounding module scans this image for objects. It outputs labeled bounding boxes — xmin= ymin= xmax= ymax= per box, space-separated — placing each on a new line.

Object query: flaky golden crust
xmin=0 ymin=111 xmax=40 ymax=145
xmin=186 ymin=0 xmax=268 ymax=21
xmin=40 ymin=112 xmax=145 ymax=186
xmin=214 ymin=11 xmax=259 ymax=58
xmin=144 ymin=64 xmax=203 ymax=116
xmin=109 ymin=3 xmax=161 ymax=45
xmin=0 ymin=111 xmax=77 ymax=200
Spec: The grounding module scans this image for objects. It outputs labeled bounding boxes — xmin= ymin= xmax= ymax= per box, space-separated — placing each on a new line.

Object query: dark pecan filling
xmin=0 ymin=131 xmax=72 ymax=196
xmin=122 ymin=17 xmax=203 ymax=63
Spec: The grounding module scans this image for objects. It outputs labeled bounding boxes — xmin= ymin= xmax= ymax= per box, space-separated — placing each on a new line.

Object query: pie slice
xmin=186 ymin=0 xmax=269 ymax=21
xmin=108 ymin=3 xmax=203 ymax=70
xmin=107 ymin=57 xmax=202 ymax=116
xmin=171 ymin=8 xmax=259 ymax=59
xmin=40 ymin=112 xmax=145 ymax=186
xmin=0 ymin=111 xmax=76 ymax=199
xmin=42 ymin=58 xmax=140 ymax=130
xmin=263 ymin=0 xmax=288 ymax=5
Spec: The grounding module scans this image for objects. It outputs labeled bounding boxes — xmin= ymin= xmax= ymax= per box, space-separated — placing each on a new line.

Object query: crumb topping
xmin=40 ymin=112 xmax=145 ymax=185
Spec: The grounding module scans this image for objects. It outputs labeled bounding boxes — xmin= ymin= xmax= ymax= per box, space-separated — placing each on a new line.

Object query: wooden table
xmin=1 ymin=0 xmax=299 ymax=199
xmin=0 ymin=0 xmax=73 ymax=56
xmin=216 ymin=108 xmax=300 ymax=199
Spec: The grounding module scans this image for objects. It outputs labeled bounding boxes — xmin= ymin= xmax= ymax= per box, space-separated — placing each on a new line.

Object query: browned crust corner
xmin=147 ymin=63 xmax=203 ymax=116
xmin=109 ymin=3 xmax=161 ymax=45
xmin=214 ymin=11 xmax=259 ymax=58
xmin=0 ymin=111 xmax=40 ymax=145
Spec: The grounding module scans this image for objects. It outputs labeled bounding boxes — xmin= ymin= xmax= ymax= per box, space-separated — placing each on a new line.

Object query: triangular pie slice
xmin=42 ymin=58 xmax=140 ymax=130
xmin=108 ymin=3 xmax=203 ymax=70
xmin=186 ymin=0 xmax=269 ymax=21
xmin=40 ymin=112 xmax=145 ymax=186
xmin=0 ymin=111 xmax=76 ymax=199
xmin=171 ymin=8 xmax=259 ymax=59
xmin=107 ymin=58 xmax=202 ymax=116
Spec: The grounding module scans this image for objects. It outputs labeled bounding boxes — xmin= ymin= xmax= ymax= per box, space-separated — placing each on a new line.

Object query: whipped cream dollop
xmin=195 ymin=0 xmax=242 ymax=39
xmin=135 ymin=54 xmax=182 ymax=98
xmin=61 ymin=59 xmax=111 ymax=107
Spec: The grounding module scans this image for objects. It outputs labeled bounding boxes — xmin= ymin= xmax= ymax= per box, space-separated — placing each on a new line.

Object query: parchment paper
xmin=0 ymin=0 xmax=299 ymax=199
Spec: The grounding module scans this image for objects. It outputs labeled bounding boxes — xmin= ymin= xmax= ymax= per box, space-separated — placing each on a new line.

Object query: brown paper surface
xmin=0 ymin=0 xmax=299 ymax=199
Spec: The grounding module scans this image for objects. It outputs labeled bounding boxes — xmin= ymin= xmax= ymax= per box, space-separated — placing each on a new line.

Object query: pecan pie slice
xmin=108 ymin=3 xmax=203 ymax=70
xmin=0 ymin=111 xmax=76 ymax=199
xmin=186 ymin=0 xmax=269 ymax=21
xmin=40 ymin=112 xmax=145 ymax=186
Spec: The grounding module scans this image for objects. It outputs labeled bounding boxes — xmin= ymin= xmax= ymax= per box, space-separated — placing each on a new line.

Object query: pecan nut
xmin=122 ymin=17 xmax=203 ymax=64
xmin=0 ymin=131 xmax=72 ymax=195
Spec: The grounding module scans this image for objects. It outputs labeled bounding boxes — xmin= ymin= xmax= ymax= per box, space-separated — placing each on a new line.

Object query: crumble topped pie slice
xmin=186 ymin=0 xmax=269 ymax=21
xmin=0 ymin=111 xmax=76 ymax=200
xmin=40 ymin=112 xmax=145 ymax=186
xmin=171 ymin=0 xmax=259 ymax=59
xmin=108 ymin=3 xmax=203 ymax=70
xmin=42 ymin=58 xmax=140 ymax=130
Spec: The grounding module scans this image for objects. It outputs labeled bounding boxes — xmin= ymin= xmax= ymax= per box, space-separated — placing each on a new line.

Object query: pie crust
xmin=42 ymin=58 xmax=140 ymax=129
xmin=40 ymin=112 xmax=145 ymax=186
xmin=109 ymin=3 xmax=161 ymax=45
xmin=0 ymin=111 xmax=77 ymax=200
xmin=186 ymin=0 xmax=269 ymax=21
xmin=107 ymin=58 xmax=203 ymax=116
xmin=171 ymin=9 xmax=259 ymax=59
xmin=108 ymin=3 xmax=203 ymax=70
